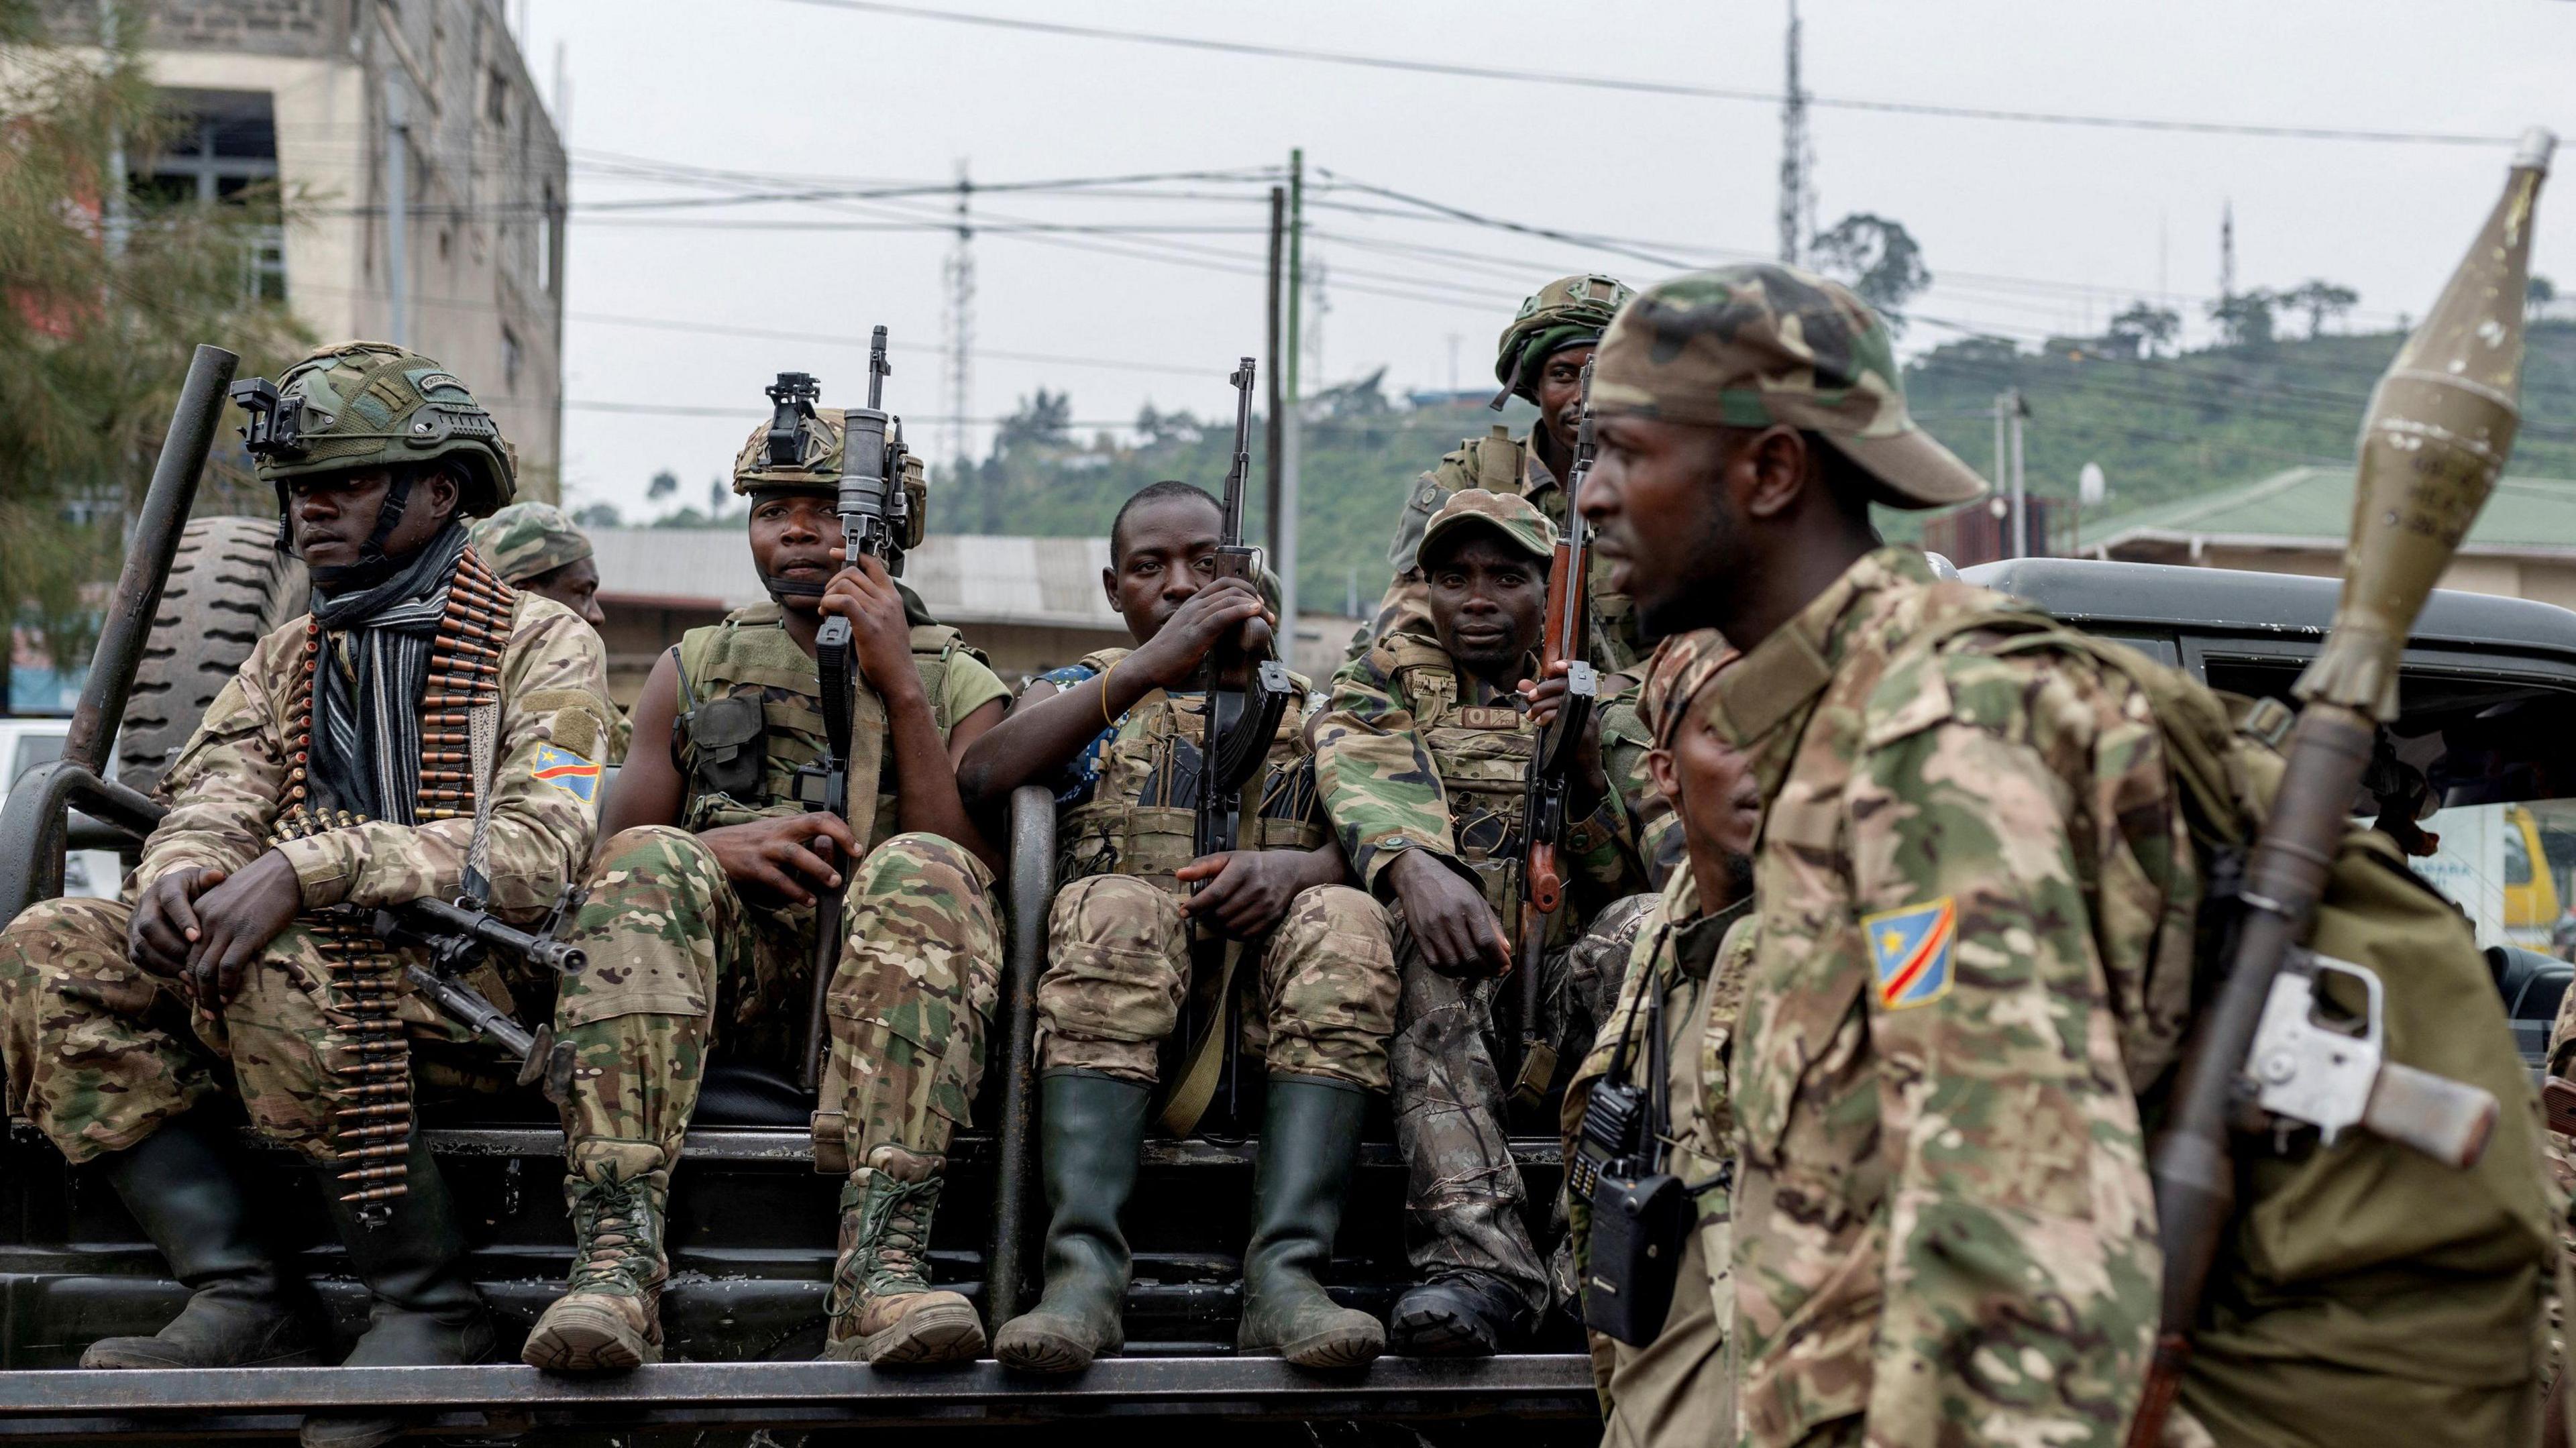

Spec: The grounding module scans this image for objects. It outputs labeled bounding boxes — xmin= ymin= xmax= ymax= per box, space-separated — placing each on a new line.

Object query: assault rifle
xmin=2125 ymin=130 xmax=2552 ymax=1446
xmin=1510 ymin=360 xmax=1601 ymax=1107
xmin=367 ymin=883 xmax=587 ymax=1082
xmin=1193 ymin=357 xmax=1298 ymax=879
xmin=799 ymin=331 xmax=912 ymax=1091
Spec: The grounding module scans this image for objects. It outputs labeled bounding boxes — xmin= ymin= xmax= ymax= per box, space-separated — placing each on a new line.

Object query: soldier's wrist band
xmin=1099 ymin=658 xmax=1121 ymax=726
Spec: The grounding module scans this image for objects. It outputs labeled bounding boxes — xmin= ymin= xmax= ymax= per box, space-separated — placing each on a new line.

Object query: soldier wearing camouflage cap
xmin=521 ymin=376 xmax=1012 ymax=1376
xmin=1578 ymin=264 xmax=2203 ymax=1445
xmin=1353 ymin=275 xmax=1649 ymax=672
xmin=0 ymin=341 xmax=615 ymax=1448
xmin=1312 ymin=488 xmax=1674 ymax=1355
xmin=469 ymin=502 xmax=631 ymax=763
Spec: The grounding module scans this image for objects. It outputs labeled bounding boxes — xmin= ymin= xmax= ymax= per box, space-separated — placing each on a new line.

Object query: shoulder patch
xmin=1864 ymin=898 xmax=1955 ymax=1010
xmin=531 ymin=742 xmax=602 ymax=803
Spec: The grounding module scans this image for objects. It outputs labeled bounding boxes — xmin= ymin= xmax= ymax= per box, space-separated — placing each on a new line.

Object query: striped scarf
xmin=307 ymin=522 xmax=470 ymax=825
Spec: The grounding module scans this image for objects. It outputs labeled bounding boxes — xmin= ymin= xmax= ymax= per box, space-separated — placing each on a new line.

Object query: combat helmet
xmin=231 ymin=340 xmax=517 ymax=514
xmin=729 ymin=371 xmax=928 ymax=548
xmin=468 ymin=500 xmax=593 ymax=586
xmin=1491 ymin=273 xmax=1633 ymax=409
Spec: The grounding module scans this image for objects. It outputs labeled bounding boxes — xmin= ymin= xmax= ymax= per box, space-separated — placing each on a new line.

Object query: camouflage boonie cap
xmin=1642 ymin=630 xmax=1737 ymax=748
xmin=1417 ymin=488 xmax=1556 ymax=567
xmin=236 ymin=340 xmax=517 ymax=514
xmin=733 ymin=406 xmax=849 ymax=494
xmin=1495 ymin=273 xmax=1632 ymax=404
xmin=468 ymin=501 xmax=593 ymax=585
xmin=1592 ymin=264 xmax=1986 ymax=509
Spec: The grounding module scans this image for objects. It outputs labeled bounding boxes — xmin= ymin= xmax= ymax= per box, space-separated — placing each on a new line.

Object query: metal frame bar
xmin=0 ymin=1357 xmax=1597 ymax=1432
xmin=350 ymin=1124 xmax=1562 ymax=1168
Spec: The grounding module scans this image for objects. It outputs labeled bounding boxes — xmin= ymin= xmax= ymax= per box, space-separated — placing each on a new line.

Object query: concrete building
xmin=2084 ymin=465 xmax=2576 ymax=610
xmin=56 ymin=0 xmax=568 ymax=497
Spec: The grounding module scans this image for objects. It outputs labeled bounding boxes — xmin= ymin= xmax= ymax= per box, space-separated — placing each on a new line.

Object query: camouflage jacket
xmin=1364 ymin=426 xmax=1642 ymax=671
xmin=1711 ymin=546 xmax=2196 ymax=1448
xmin=1311 ymin=630 xmax=1665 ymax=938
xmin=141 ymin=592 xmax=617 ymax=919
xmin=1036 ymin=646 xmax=1326 ymax=890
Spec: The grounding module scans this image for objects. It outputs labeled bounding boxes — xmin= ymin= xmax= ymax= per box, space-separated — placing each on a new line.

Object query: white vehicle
xmin=0 ymin=717 xmax=123 ymax=899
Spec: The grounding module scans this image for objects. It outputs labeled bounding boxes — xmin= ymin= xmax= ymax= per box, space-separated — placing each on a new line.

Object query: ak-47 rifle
xmin=2125 ymin=129 xmax=2553 ymax=1447
xmin=369 ymin=883 xmax=588 ymax=1081
xmin=1510 ymin=359 xmax=1601 ymax=1107
xmin=1194 ymin=357 xmax=1297 ymax=884
xmin=798 ymin=331 xmax=913 ymax=1092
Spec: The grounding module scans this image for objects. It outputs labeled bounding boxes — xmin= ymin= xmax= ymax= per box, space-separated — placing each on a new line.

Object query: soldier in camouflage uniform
xmin=469 ymin=500 xmax=631 ymax=763
xmin=0 ymin=343 xmax=614 ymax=1448
xmin=1578 ymin=264 xmax=2199 ymax=1448
xmin=1313 ymin=488 xmax=1670 ymax=1355
xmin=519 ymin=398 xmax=1012 ymax=1375
xmin=954 ymin=479 xmax=1399 ymax=1372
xmin=1355 ymin=274 xmax=1647 ymax=671
xmin=1562 ymin=631 xmax=1756 ymax=1447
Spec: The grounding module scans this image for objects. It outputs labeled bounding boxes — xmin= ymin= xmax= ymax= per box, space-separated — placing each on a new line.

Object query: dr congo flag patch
xmin=1864 ymin=897 xmax=1956 ymax=1010
xmin=531 ymin=743 xmax=602 ymax=803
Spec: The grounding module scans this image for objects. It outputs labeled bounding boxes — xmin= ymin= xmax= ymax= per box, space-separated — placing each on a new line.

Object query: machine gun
xmin=2125 ymin=129 xmax=2553 ymax=1447
xmin=800 ymin=332 xmax=912 ymax=1091
xmin=368 ymin=884 xmax=588 ymax=1083
xmin=1509 ymin=359 xmax=1601 ymax=1107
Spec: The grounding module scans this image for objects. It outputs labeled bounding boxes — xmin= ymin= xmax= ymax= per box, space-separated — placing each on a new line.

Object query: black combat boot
xmin=301 ymin=1134 xmax=498 ymax=1448
xmin=79 ymin=1109 xmax=324 ymax=1370
xmin=994 ymin=1072 xmax=1150 ymax=1374
xmin=1388 ymin=1269 xmax=1533 ymax=1357
xmin=1235 ymin=1076 xmax=1385 ymax=1370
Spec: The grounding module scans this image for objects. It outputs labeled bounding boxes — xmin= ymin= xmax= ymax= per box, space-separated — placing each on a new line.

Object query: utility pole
xmin=99 ymin=1 xmax=128 ymax=264
xmin=943 ymin=161 xmax=975 ymax=477
xmin=1778 ymin=0 xmax=1810 ymax=265
xmin=2008 ymin=390 xmax=2031 ymax=558
xmin=1281 ymin=148 xmax=1304 ymax=640
xmin=2219 ymin=199 xmax=2236 ymax=300
xmin=1265 ymin=184 xmax=1285 ymax=559
xmin=385 ymin=78 xmax=410 ymax=348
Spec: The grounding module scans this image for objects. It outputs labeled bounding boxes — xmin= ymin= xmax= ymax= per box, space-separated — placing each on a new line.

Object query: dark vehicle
xmin=1 ymin=371 xmax=2567 ymax=1439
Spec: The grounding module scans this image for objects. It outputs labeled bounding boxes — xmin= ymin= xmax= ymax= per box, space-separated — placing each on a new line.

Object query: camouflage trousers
xmin=0 ymin=895 xmax=523 ymax=1163
xmin=551 ymin=826 xmax=1000 ymax=1180
xmin=1036 ymin=875 xmax=1399 ymax=1092
xmin=1392 ymin=891 xmax=1656 ymax=1317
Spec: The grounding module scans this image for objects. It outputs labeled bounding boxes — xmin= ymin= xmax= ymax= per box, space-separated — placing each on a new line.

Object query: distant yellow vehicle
xmin=2504 ymin=804 xmax=2560 ymax=933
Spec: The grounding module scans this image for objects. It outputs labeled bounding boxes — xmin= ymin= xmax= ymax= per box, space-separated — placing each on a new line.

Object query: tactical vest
xmin=672 ymin=601 xmax=977 ymax=846
xmin=1055 ymin=647 xmax=1326 ymax=889
xmin=1383 ymin=634 xmax=1540 ymax=923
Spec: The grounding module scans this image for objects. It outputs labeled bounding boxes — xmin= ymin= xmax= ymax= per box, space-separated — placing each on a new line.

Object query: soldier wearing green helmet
xmin=1354 ymin=274 xmax=1646 ymax=670
xmin=469 ymin=502 xmax=631 ymax=762
xmin=0 ymin=341 xmax=616 ymax=1448
xmin=520 ymin=376 xmax=1013 ymax=1376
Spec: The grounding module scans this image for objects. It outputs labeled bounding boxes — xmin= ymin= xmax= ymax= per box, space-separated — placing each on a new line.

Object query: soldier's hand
xmin=1387 ymin=849 xmax=1511 ymax=977
xmin=820 ymin=554 xmax=924 ymax=706
xmin=185 ymin=850 xmax=306 ymax=1005
xmin=1177 ymin=850 xmax=1302 ymax=938
xmin=702 ymin=812 xmax=859 ymax=908
xmin=1128 ymin=577 xmax=1271 ymax=688
xmin=130 ymin=865 xmax=223 ymax=983
xmin=1519 ymin=663 xmax=1610 ymax=814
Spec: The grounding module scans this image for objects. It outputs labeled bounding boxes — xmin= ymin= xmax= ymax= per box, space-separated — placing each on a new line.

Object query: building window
xmin=538 ymin=184 xmax=557 ymax=294
xmin=486 ymin=64 xmax=509 ymax=128
xmin=502 ymin=326 xmax=523 ymax=394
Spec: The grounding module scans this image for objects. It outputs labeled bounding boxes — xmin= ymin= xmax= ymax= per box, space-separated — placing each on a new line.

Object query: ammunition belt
xmin=273 ymin=547 xmax=516 ymax=1216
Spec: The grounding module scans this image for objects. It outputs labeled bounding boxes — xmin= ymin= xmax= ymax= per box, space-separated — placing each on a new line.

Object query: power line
xmin=769 ymin=0 xmax=2530 ymax=148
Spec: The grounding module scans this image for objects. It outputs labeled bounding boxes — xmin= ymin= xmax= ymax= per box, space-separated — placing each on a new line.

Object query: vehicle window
xmin=10 ymin=732 xmax=64 ymax=789
xmin=2096 ymin=632 xmax=2180 ymax=667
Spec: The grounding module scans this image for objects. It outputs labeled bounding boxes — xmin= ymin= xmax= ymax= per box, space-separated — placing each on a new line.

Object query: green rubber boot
xmin=522 ymin=1139 xmax=671 ymax=1374
xmin=1236 ymin=1076 xmax=1385 ymax=1370
xmin=994 ymin=1071 xmax=1150 ymax=1374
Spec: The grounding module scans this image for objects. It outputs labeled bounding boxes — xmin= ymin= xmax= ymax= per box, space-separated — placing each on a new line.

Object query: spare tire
xmin=118 ymin=516 xmax=309 ymax=794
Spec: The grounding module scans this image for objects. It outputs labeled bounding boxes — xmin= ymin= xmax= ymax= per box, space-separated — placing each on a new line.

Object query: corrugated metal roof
xmin=2090 ymin=465 xmax=2576 ymax=556
xmin=590 ymin=528 xmax=1123 ymax=628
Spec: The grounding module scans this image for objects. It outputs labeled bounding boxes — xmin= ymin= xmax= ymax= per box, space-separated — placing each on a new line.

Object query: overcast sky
xmin=513 ymin=0 xmax=2576 ymax=520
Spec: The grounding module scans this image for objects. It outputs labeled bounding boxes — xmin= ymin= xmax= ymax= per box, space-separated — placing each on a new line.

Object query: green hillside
xmin=932 ymin=321 xmax=2576 ymax=612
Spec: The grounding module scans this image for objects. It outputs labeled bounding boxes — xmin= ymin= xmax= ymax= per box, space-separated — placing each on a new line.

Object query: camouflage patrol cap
xmin=732 ymin=406 xmax=848 ymax=494
xmin=1591 ymin=264 xmax=1987 ymax=509
xmin=1642 ymin=630 xmax=1737 ymax=748
xmin=468 ymin=501 xmax=592 ymax=585
xmin=235 ymin=341 xmax=517 ymax=513
xmin=1495 ymin=273 xmax=1633 ymax=404
xmin=1417 ymin=488 xmax=1557 ymax=567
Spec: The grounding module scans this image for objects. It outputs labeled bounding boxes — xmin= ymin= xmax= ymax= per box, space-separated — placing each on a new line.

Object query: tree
xmin=572 ymin=502 xmax=623 ymax=529
xmin=2279 ymin=280 xmax=2359 ymax=338
xmin=996 ymin=388 xmax=1073 ymax=455
xmin=2208 ymin=289 xmax=2279 ymax=348
xmin=1313 ymin=366 xmax=1392 ymax=419
xmin=0 ymin=1 xmax=307 ymax=669
xmin=1134 ymin=402 xmax=1202 ymax=446
xmin=2532 ymin=275 xmax=2559 ymax=321
xmin=647 ymin=469 xmax=680 ymax=502
xmin=1811 ymin=213 xmax=1932 ymax=331
xmin=2106 ymin=302 xmax=2181 ymax=358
